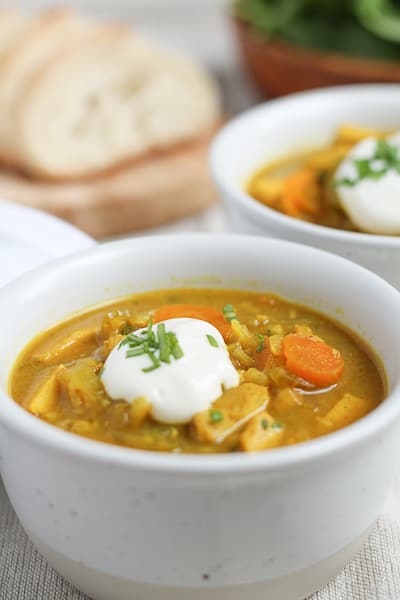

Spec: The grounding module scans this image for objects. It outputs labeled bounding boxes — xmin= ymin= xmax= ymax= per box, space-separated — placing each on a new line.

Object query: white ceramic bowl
xmin=1 ymin=234 xmax=400 ymax=600
xmin=210 ymin=84 xmax=400 ymax=289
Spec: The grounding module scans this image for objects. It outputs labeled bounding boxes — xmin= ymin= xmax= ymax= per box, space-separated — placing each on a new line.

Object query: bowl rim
xmin=1 ymin=233 xmax=400 ymax=476
xmin=210 ymin=83 xmax=400 ymax=248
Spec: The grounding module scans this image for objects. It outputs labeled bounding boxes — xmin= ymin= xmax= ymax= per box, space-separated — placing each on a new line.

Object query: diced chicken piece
xmin=57 ymin=359 xmax=106 ymax=410
xmin=36 ymin=328 xmax=97 ymax=365
xmin=272 ymin=387 xmax=302 ymax=414
xmin=28 ymin=366 xmax=65 ymax=415
xmin=240 ymin=412 xmax=284 ymax=452
xmin=192 ymin=383 xmax=269 ymax=445
xmin=319 ymin=393 xmax=370 ymax=431
xmin=129 ymin=397 xmax=152 ymax=428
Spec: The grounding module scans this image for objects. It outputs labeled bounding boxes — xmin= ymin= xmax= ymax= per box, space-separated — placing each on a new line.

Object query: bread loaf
xmin=16 ymin=29 xmax=221 ymax=180
xmin=0 ymin=9 xmax=93 ymax=166
xmin=0 ymin=9 xmax=30 ymax=55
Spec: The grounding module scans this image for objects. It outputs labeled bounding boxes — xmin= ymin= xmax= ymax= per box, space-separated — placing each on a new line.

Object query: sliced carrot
xmin=153 ymin=304 xmax=232 ymax=342
xmin=282 ymin=334 xmax=344 ymax=387
xmin=254 ymin=337 xmax=275 ymax=371
xmin=282 ymin=168 xmax=321 ymax=218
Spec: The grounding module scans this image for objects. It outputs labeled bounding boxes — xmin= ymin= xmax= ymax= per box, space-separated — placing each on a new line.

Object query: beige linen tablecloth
xmin=1 ymin=473 xmax=400 ymax=599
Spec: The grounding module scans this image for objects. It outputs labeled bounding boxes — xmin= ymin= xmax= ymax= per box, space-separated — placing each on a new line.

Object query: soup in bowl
xmin=0 ymin=234 xmax=400 ymax=600
xmin=210 ymin=84 xmax=400 ymax=288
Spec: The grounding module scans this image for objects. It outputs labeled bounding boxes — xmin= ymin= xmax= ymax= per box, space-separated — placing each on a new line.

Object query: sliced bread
xmin=16 ymin=29 xmax=221 ymax=180
xmin=0 ymin=9 xmax=93 ymax=166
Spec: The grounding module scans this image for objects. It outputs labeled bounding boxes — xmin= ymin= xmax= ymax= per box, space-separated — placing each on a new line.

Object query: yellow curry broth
xmin=247 ymin=125 xmax=391 ymax=232
xmin=9 ymin=289 xmax=385 ymax=453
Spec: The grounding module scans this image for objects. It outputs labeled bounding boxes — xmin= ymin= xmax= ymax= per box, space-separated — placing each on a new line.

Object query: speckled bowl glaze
xmin=210 ymin=84 xmax=400 ymax=289
xmin=1 ymin=234 xmax=400 ymax=600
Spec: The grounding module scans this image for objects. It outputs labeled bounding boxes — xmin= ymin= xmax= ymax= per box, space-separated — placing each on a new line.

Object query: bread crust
xmin=0 ymin=131 xmax=218 ymax=237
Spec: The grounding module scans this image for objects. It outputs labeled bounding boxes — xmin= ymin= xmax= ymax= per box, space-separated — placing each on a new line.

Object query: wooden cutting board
xmin=0 ymin=133 xmax=218 ymax=239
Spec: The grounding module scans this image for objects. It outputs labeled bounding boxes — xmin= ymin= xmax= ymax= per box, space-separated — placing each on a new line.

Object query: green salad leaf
xmin=234 ymin=0 xmax=400 ymax=59
xmin=355 ymin=0 xmax=400 ymax=43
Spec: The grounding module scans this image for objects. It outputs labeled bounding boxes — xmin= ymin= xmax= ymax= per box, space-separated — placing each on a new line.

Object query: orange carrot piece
xmin=254 ymin=337 xmax=275 ymax=371
xmin=153 ymin=305 xmax=232 ymax=342
xmin=283 ymin=334 xmax=344 ymax=387
xmin=282 ymin=168 xmax=321 ymax=218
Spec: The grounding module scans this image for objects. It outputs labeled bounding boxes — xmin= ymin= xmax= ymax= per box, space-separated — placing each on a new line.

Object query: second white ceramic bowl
xmin=210 ymin=84 xmax=400 ymax=289
xmin=1 ymin=235 xmax=400 ymax=600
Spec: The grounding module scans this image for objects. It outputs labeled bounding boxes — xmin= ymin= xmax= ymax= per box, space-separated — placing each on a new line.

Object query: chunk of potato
xmin=240 ymin=412 xmax=284 ymax=452
xmin=57 ymin=359 xmax=106 ymax=411
xmin=36 ymin=329 xmax=97 ymax=366
xmin=249 ymin=177 xmax=284 ymax=208
xmin=28 ymin=366 xmax=65 ymax=415
xmin=192 ymin=383 xmax=269 ymax=445
xmin=319 ymin=393 xmax=370 ymax=431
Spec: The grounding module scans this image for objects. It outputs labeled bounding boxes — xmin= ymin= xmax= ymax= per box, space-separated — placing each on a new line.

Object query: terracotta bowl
xmin=233 ymin=17 xmax=400 ymax=98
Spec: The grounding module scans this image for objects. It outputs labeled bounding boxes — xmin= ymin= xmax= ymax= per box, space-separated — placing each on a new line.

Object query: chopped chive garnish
xmin=142 ymin=351 xmax=161 ymax=373
xmin=223 ymin=303 xmax=237 ymax=322
xmin=261 ymin=419 xmax=269 ymax=430
xmin=157 ymin=323 xmax=171 ymax=363
xmin=209 ymin=409 xmax=224 ymax=423
xmin=126 ymin=347 xmax=146 ymax=358
xmin=142 ymin=364 xmax=161 ymax=373
xmin=206 ymin=334 xmax=219 ymax=348
xmin=256 ymin=335 xmax=265 ymax=353
xmin=122 ymin=319 xmax=184 ymax=372
xmin=147 ymin=318 xmax=153 ymax=335
xmin=169 ymin=332 xmax=184 ymax=360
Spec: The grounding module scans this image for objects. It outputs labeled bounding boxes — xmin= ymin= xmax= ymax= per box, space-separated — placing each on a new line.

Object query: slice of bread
xmin=0 ymin=9 xmax=93 ymax=166
xmin=16 ymin=29 xmax=221 ymax=180
xmin=0 ymin=8 xmax=30 ymax=55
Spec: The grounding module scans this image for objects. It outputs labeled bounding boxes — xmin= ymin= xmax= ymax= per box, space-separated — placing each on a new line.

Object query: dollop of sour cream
xmin=335 ymin=134 xmax=400 ymax=234
xmin=101 ymin=317 xmax=239 ymax=424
